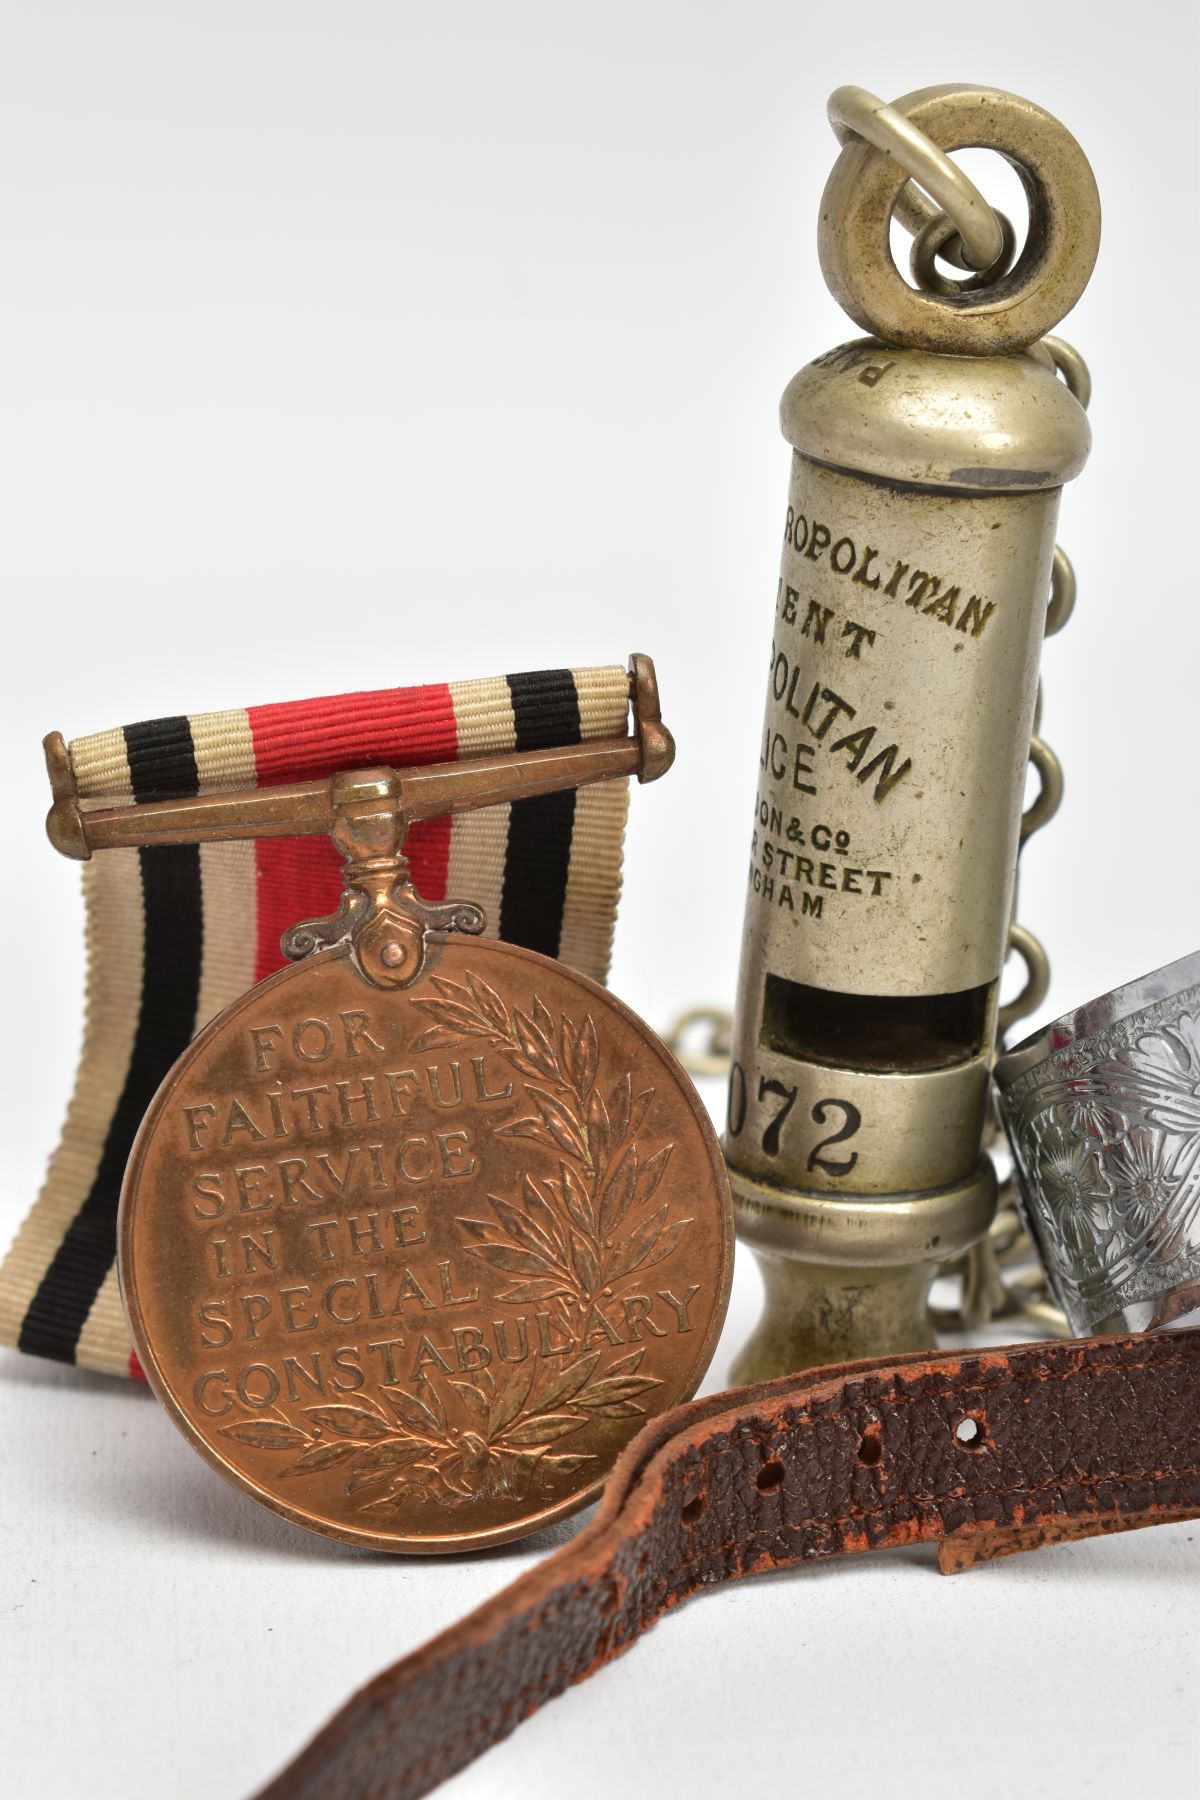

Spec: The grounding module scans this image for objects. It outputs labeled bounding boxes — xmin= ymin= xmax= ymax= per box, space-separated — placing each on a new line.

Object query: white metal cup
xmin=995 ymin=950 xmax=1200 ymax=1336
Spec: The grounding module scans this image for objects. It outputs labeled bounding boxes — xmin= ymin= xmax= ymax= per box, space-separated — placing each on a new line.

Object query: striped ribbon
xmin=0 ymin=664 xmax=632 ymax=1378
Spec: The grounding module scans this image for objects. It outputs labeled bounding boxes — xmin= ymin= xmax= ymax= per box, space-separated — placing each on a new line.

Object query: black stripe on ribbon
xmin=499 ymin=670 xmax=582 ymax=959
xmin=19 ymin=717 xmax=205 ymax=1362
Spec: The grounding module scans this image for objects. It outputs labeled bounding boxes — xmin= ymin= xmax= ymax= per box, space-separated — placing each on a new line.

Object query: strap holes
xmin=954 ymin=1415 xmax=985 ymax=1448
xmin=681 ymin=1495 xmax=705 ymax=1526
xmin=756 ymin=1459 xmax=785 ymax=1493
xmin=857 ymin=1432 xmax=883 ymax=1467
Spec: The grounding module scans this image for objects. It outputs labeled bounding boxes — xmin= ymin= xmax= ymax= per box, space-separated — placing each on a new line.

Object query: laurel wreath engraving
xmin=218 ymin=971 xmax=689 ymax=1513
xmin=219 ymin=1349 xmax=658 ymax=1509
xmin=409 ymin=971 xmax=691 ymax=1337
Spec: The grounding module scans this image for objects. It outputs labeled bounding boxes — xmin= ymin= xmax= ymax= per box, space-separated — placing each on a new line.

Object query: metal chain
xmin=667 ymin=1009 xmax=733 ymax=1080
xmin=934 ymin=333 xmax=1090 ymax=1338
xmin=664 ymin=1007 xmax=732 ymax=1079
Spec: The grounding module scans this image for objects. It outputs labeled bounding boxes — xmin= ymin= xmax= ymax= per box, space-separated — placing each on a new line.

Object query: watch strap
xmin=258 ymin=1326 xmax=1200 ymax=1800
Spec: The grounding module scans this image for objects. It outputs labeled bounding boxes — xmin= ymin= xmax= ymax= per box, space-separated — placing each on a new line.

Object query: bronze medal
xmin=96 ymin=662 xmax=733 ymax=1550
xmin=120 ymin=934 xmax=731 ymax=1551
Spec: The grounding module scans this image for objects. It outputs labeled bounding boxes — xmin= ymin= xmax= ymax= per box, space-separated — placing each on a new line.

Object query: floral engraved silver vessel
xmin=994 ymin=949 xmax=1200 ymax=1336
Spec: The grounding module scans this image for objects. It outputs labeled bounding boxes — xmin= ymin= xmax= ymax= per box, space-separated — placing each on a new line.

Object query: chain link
xmin=934 ymin=332 xmax=1089 ymax=1337
xmin=910 ymin=209 xmax=1016 ymax=295
xmin=663 ymin=1007 xmax=733 ymax=1080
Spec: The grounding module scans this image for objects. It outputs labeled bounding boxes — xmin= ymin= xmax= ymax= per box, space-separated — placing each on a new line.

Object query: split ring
xmin=828 ymin=86 xmax=1006 ymax=271
xmin=819 ymin=85 xmax=1101 ymax=355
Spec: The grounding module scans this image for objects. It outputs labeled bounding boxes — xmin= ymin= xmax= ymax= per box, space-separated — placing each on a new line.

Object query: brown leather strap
xmin=257 ymin=1330 xmax=1200 ymax=1799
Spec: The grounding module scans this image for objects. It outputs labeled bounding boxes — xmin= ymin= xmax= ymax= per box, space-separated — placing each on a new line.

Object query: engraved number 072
xmin=726 ymin=1062 xmax=861 ymax=1177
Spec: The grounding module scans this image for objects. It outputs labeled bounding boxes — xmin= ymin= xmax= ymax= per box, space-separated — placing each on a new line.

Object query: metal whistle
xmin=725 ymin=85 xmax=1101 ymax=1378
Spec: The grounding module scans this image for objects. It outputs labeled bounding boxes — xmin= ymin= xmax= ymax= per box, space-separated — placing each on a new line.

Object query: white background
xmin=1 ymin=4 xmax=1197 ymax=1796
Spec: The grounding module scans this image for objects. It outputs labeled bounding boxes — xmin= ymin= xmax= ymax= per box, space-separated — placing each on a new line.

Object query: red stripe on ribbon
xmin=248 ymin=685 xmax=459 ymax=982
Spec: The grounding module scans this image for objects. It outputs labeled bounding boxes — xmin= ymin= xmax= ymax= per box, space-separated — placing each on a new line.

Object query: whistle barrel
xmin=726 ymin=339 xmax=1090 ymax=1375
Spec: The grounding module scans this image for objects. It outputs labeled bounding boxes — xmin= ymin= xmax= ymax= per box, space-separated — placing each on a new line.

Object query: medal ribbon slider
xmin=39 ymin=655 xmax=673 ymax=1003
xmin=44 ymin=663 xmax=673 ymax=863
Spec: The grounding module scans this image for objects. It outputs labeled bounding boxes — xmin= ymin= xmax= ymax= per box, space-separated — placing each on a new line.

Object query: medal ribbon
xmin=0 ymin=664 xmax=632 ymax=1378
